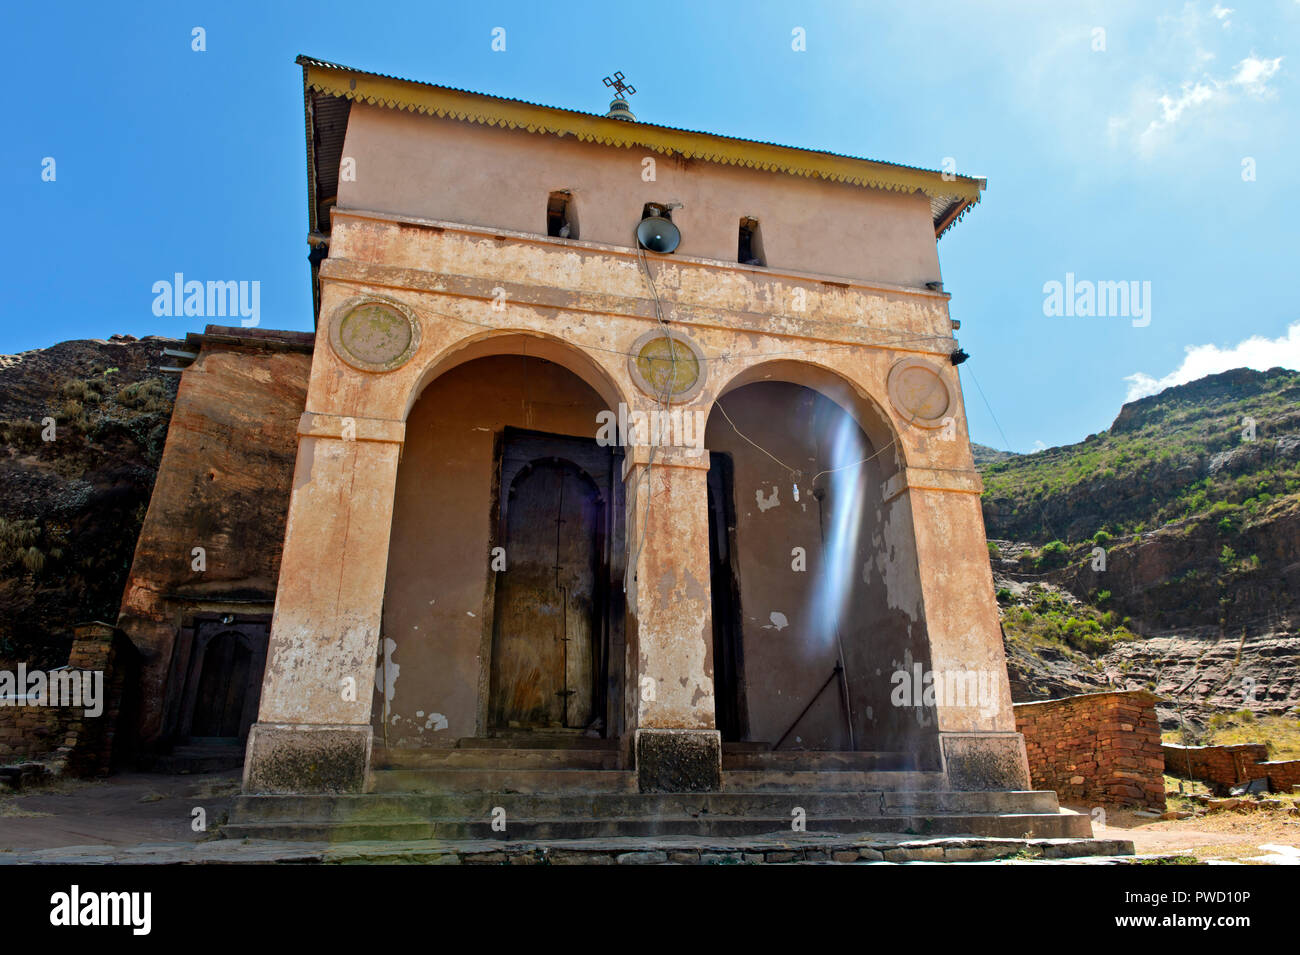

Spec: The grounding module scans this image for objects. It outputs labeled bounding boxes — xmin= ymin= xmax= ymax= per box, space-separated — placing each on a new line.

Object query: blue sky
xmin=4 ymin=1 xmax=1297 ymax=452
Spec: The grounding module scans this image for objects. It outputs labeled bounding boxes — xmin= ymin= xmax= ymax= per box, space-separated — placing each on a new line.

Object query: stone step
xmin=371 ymin=768 xmax=639 ymax=794
xmin=722 ymin=770 xmax=947 ymax=791
xmin=369 ymin=766 xmax=956 ymax=793
xmin=221 ymin=811 xmax=1092 ymax=842
xmin=451 ymin=735 xmax=618 ymax=751
xmin=721 ymin=751 xmax=915 ymax=771
xmin=374 ymin=748 xmax=622 ymax=771
xmin=231 ymin=789 xmax=1061 ymax=824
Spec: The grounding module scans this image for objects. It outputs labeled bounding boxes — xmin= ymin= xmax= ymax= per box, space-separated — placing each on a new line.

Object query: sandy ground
xmin=1068 ymin=803 xmax=1300 ymax=863
xmin=0 ymin=771 xmax=240 ymax=850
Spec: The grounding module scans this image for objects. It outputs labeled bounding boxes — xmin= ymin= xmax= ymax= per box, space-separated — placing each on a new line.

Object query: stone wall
xmin=116 ymin=326 xmax=313 ymax=746
xmin=0 ymin=622 xmax=138 ymax=776
xmin=1163 ymin=742 xmax=1300 ymax=794
xmin=1014 ymin=690 xmax=1165 ymax=811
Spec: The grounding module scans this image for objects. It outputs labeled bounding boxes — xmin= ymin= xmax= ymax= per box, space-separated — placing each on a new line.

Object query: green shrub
xmin=1035 ymin=540 xmax=1069 ymax=569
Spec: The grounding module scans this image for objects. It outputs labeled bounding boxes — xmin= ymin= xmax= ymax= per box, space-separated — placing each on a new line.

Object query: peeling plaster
xmin=375 ymin=636 xmax=400 ymax=705
xmin=763 ymin=611 xmax=789 ymax=631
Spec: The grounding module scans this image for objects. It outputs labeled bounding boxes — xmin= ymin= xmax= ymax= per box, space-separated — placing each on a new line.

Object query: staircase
xmin=223 ymin=737 xmax=1098 ymax=845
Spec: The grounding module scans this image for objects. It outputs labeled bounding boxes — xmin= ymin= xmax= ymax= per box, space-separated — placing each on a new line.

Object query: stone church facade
xmin=118 ymin=56 xmax=1044 ymax=810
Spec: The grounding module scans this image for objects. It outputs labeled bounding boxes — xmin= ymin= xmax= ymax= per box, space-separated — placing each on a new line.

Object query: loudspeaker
xmin=636 ymin=215 xmax=681 ymax=254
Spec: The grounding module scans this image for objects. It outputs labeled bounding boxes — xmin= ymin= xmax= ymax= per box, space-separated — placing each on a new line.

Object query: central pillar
xmin=621 ymin=444 xmax=720 ymax=792
xmin=243 ymin=412 xmax=404 ymax=793
xmin=888 ymin=465 xmax=1032 ymax=791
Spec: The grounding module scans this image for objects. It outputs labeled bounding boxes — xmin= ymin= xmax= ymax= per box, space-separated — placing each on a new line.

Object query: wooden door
xmin=489 ymin=455 xmax=603 ymax=730
xmin=183 ymin=621 xmax=268 ymax=743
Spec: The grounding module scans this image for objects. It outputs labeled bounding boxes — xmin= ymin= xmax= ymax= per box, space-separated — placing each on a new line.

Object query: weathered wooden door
xmin=490 ymin=453 xmax=604 ymax=730
xmin=185 ymin=622 xmax=268 ymax=742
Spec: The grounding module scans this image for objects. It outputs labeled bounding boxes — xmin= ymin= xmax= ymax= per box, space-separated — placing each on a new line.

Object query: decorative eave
xmin=297 ymin=55 xmax=984 ymax=238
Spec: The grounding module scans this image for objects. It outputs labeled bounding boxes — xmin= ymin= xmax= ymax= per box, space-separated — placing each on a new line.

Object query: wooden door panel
xmin=490 ymin=446 xmax=604 ymax=731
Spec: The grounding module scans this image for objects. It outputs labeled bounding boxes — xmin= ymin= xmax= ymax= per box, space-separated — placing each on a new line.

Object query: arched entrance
xmin=377 ymin=345 xmax=626 ymax=748
xmin=704 ymin=369 xmax=940 ymax=767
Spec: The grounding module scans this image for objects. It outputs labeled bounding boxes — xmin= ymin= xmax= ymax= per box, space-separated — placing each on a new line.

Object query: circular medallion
xmin=328 ymin=298 xmax=420 ymax=372
xmin=886 ymin=358 xmax=951 ymax=427
xmin=627 ymin=329 xmax=706 ymax=403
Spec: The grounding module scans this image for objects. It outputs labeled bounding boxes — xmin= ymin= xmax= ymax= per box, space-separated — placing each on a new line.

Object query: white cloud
xmin=1231 ymin=53 xmax=1283 ymax=95
xmin=1157 ymin=81 xmax=1217 ymax=125
xmin=1124 ymin=322 xmax=1300 ymax=401
xmin=1112 ymin=3 xmax=1284 ymax=157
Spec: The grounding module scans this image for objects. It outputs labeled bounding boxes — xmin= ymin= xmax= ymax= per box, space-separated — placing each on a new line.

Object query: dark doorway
xmin=708 ymin=452 xmax=747 ymax=741
xmin=177 ymin=620 xmax=268 ymax=743
xmin=489 ymin=429 xmax=615 ymax=732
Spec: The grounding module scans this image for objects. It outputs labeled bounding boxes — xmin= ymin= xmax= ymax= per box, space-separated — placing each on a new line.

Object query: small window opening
xmin=738 ymin=217 xmax=765 ymax=266
xmin=547 ymin=191 xmax=578 ymax=239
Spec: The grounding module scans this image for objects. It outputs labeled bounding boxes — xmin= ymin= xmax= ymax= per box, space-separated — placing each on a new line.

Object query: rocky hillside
xmin=978 ymin=368 xmax=1300 ymax=733
xmin=0 ymin=336 xmax=179 ymax=668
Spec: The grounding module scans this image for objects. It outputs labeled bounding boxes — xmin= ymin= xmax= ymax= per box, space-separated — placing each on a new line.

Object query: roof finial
xmin=602 ymin=71 xmax=637 ymax=122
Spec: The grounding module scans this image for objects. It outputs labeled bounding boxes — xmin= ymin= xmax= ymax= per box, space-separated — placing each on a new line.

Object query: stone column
xmin=887 ymin=465 xmax=1031 ymax=791
xmin=243 ymin=412 xmax=404 ymax=793
xmin=621 ymin=443 xmax=720 ymax=792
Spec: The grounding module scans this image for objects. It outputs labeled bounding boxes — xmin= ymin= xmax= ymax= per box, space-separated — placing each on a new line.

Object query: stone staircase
xmin=223 ymin=738 xmax=1101 ymax=847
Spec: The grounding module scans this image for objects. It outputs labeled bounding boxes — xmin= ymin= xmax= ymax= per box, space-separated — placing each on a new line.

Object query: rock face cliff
xmin=0 ymin=337 xmax=180 ymax=668
xmin=978 ymin=368 xmax=1300 ymax=732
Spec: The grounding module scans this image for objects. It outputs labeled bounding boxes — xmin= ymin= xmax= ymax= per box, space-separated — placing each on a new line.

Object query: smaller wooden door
xmin=180 ymin=621 xmax=269 ymax=743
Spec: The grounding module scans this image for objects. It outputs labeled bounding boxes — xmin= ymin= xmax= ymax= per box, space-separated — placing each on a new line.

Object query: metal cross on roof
xmin=602 ymin=72 xmax=636 ymax=98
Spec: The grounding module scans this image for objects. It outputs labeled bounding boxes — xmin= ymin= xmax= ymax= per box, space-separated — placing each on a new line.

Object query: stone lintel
xmin=940 ymin=732 xmax=1031 ymax=791
xmin=318 ymin=249 xmax=954 ymax=358
xmin=298 ymin=411 xmax=406 ymax=444
xmin=329 ymin=209 xmax=955 ymax=302
xmin=635 ymin=728 xmax=722 ymax=793
xmin=243 ymin=722 xmax=373 ymax=794
xmin=882 ymin=466 xmax=983 ymax=504
xmin=620 ymin=444 xmax=711 ymax=481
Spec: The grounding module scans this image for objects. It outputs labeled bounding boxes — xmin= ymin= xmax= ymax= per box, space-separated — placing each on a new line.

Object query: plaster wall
xmin=337 ymin=103 xmax=943 ymax=288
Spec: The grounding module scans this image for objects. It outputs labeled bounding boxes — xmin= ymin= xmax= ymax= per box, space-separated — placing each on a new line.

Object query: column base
xmin=635 ymin=728 xmax=721 ymax=793
xmin=940 ymin=731 xmax=1031 ymax=791
xmin=243 ymin=722 xmax=373 ymax=794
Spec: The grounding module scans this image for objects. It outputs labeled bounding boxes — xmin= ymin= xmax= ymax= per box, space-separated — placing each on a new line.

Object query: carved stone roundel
xmin=886 ymin=358 xmax=951 ymax=427
xmin=627 ymin=329 xmax=706 ymax=403
xmin=328 ymin=298 xmax=420 ymax=372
